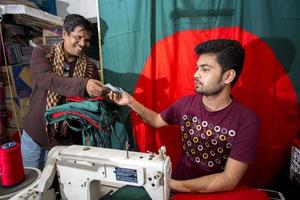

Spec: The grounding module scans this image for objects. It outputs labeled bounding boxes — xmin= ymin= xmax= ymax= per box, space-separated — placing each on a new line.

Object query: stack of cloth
xmin=44 ymin=97 xmax=120 ymax=148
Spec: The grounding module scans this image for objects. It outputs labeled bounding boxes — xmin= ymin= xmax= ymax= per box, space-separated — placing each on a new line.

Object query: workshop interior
xmin=0 ymin=0 xmax=300 ymax=200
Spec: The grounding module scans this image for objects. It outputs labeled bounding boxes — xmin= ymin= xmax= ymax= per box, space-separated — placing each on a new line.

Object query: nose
xmin=79 ymin=38 xmax=90 ymax=48
xmin=194 ymin=68 xmax=200 ymax=79
xmin=78 ymin=39 xmax=85 ymax=47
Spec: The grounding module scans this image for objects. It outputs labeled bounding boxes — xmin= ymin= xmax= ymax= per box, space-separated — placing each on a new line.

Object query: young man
xmin=21 ymin=14 xmax=104 ymax=169
xmin=108 ymin=39 xmax=259 ymax=193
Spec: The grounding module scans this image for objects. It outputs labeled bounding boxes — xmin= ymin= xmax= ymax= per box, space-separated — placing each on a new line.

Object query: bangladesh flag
xmin=99 ymin=0 xmax=300 ymax=187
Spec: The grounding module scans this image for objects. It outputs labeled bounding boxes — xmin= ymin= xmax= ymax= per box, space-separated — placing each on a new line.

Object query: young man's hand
xmin=107 ymin=91 xmax=131 ymax=106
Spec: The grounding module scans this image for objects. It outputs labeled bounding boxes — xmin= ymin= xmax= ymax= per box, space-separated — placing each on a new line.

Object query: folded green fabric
xmin=45 ymin=100 xmax=119 ymax=147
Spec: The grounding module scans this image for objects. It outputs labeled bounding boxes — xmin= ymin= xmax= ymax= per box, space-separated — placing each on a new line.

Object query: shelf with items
xmin=0 ymin=3 xmax=63 ymax=29
xmin=0 ymin=3 xmax=63 ymax=64
xmin=0 ymin=2 xmax=63 ymax=140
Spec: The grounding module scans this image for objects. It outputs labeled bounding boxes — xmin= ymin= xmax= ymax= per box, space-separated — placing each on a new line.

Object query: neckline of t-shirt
xmin=200 ymin=94 xmax=234 ymax=115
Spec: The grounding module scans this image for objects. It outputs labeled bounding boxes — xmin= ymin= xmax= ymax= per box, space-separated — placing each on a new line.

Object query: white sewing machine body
xmin=11 ymin=145 xmax=171 ymax=200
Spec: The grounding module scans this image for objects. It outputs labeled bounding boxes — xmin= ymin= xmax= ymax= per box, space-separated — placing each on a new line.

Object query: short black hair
xmin=63 ymin=14 xmax=93 ymax=34
xmin=195 ymin=39 xmax=245 ymax=86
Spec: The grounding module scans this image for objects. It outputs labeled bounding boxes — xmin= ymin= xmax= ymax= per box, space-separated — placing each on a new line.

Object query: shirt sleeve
xmin=229 ymin=110 xmax=260 ymax=164
xmin=160 ymin=97 xmax=186 ymax=125
xmin=30 ymin=47 xmax=89 ymax=97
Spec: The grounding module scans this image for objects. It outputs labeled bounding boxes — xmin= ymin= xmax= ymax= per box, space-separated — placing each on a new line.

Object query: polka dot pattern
xmin=181 ymin=114 xmax=236 ymax=170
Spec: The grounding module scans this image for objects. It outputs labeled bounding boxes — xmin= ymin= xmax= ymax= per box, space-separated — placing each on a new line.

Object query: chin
xmin=73 ymin=48 xmax=83 ymax=55
xmin=195 ymin=89 xmax=202 ymax=95
xmin=72 ymin=51 xmax=82 ymax=57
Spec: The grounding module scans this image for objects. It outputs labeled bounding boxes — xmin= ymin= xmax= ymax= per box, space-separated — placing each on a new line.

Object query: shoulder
xmin=31 ymin=44 xmax=53 ymax=57
xmin=166 ymin=94 xmax=201 ymax=111
xmin=174 ymin=94 xmax=202 ymax=107
xmin=30 ymin=46 xmax=49 ymax=61
xmin=163 ymin=94 xmax=199 ymax=111
xmin=232 ymin=100 xmax=259 ymax=126
xmin=32 ymin=46 xmax=45 ymax=55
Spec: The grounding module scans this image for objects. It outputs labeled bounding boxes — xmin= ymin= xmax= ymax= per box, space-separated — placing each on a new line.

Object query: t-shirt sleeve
xmin=229 ymin=111 xmax=259 ymax=164
xmin=160 ymin=97 xmax=186 ymax=125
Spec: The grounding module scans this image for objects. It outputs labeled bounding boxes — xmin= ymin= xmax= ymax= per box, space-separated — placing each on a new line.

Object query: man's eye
xmin=74 ymin=36 xmax=80 ymax=40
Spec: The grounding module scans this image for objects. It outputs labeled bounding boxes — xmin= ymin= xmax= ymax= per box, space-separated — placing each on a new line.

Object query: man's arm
xmin=31 ymin=47 xmax=103 ymax=97
xmin=108 ymin=91 xmax=168 ymax=128
xmin=171 ymin=158 xmax=248 ymax=193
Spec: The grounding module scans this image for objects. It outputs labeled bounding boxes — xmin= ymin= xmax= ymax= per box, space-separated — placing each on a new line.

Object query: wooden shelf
xmin=0 ymin=4 xmax=63 ymax=28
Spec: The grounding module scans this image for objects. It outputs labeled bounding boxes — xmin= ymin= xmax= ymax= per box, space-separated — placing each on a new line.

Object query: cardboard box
xmin=43 ymin=28 xmax=62 ymax=45
xmin=5 ymin=97 xmax=30 ymax=128
xmin=5 ymin=98 xmax=22 ymax=128
xmin=5 ymin=85 xmax=17 ymax=98
xmin=2 ymin=64 xmax=33 ymax=98
xmin=2 ymin=64 xmax=32 ymax=129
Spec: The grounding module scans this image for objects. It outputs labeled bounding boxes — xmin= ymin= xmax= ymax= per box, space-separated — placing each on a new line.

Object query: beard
xmin=195 ymin=77 xmax=225 ymax=96
xmin=196 ymin=84 xmax=225 ymax=96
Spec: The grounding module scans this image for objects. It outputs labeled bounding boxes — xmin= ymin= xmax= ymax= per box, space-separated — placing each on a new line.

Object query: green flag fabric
xmin=99 ymin=0 xmax=300 ymax=187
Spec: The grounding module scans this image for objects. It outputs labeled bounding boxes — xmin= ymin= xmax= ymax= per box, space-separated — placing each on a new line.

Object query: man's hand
xmin=169 ymin=158 xmax=248 ymax=193
xmin=86 ymin=79 xmax=104 ymax=97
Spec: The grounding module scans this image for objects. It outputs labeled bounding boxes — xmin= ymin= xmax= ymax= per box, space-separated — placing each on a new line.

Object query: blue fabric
xmin=21 ymin=130 xmax=49 ymax=170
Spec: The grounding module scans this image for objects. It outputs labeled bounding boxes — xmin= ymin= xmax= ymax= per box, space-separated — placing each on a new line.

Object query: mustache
xmin=194 ymin=78 xmax=201 ymax=84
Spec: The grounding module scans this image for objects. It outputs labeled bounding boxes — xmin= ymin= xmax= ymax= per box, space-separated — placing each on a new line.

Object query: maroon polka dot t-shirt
xmin=160 ymin=94 xmax=259 ymax=180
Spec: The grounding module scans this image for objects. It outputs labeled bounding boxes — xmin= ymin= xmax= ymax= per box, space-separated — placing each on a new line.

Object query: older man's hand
xmin=86 ymin=79 xmax=104 ymax=97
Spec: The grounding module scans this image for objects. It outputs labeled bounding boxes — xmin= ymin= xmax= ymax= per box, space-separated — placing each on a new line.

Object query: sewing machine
xmin=11 ymin=145 xmax=171 ymax=200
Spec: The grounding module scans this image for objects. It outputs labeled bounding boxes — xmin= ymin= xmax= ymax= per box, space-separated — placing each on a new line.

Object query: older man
xmin=21 ymin=14 xmax=104 ymax=169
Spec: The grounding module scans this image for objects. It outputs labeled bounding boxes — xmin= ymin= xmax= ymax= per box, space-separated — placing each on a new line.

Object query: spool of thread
xmin=0 ymin=142 xmax=25 ymax=187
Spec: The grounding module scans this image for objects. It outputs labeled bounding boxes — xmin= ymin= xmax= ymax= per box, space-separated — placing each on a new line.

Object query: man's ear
xmin=224 ymin=69 xmax=236 ymax=84
xmin=62 ymin=30 xmax=68 ymax=38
